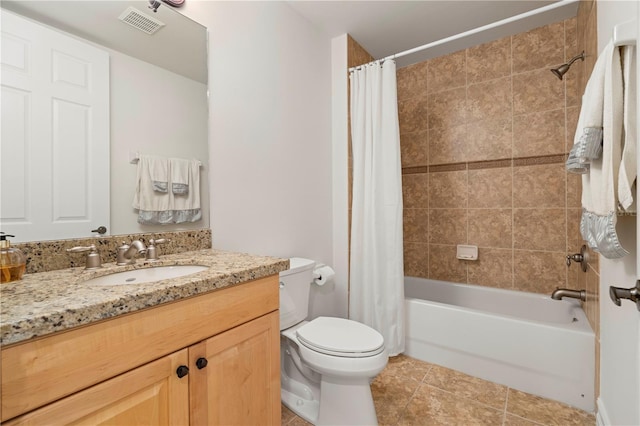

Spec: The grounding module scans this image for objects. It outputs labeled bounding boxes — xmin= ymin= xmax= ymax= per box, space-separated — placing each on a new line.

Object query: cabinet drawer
xmin=1 ymin=275 xmax=278 ymax=422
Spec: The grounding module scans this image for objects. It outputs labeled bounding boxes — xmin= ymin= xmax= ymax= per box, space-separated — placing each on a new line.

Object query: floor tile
xmin=281 ymin=404 xmax=297 ymax=425
xmin=506 ymin=389 xmax=595 ymax=426
xmin=504 ymin=413 xmax=546 ymax=425
xmin=398 ymin=384 xmax=504 ymax=426
xmin=381 ymin=353 xmax=433 ymax=383
xmin=284 ymin=356 xmax=596 ymax=426
xmin=425 ymin=364 xmax=508 ymax=410
xmin=372 ymin=370 xmax=423 ymax=426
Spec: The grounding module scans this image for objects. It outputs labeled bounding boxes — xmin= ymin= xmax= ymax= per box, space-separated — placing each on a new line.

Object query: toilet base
xmin=282 ymin=373 xmax=379 ymax=426
xmin=281 ymin=378 xmax=319 ymax=424
xmin=317 ymin=376 xmax=378 ymax=425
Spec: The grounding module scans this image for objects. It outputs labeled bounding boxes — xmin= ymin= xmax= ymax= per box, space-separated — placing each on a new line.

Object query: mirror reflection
xmin=0 ymin=1 xmax=209 ymax=243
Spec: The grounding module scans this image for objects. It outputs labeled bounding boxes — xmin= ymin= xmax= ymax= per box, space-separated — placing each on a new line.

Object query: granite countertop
xmin=0 ymin=249 xmax=289 ymax=346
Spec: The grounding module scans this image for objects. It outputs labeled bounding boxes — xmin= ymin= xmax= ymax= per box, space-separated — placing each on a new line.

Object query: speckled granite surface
xmin=15 ymin=229 xmax=212 ymax=274
xmin=0 ymin=249 xmax=288 ymax=346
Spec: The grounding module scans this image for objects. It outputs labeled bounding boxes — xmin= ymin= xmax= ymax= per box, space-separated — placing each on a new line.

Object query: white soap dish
xmin=457 ymin=245 xmax=478 ymax=260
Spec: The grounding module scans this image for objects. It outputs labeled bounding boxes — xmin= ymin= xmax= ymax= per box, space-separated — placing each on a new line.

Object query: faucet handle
xmin=66 ymin=244 xmax=102 ymax=270
xmin=146 ymin=238 xmax=170 ymax=261
xmin=566 ymin=245 xmax=589 ymax=272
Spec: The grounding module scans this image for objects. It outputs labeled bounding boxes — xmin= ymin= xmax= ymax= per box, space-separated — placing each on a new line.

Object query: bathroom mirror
xmin=1 ymin=1 xmax=209 ymax=242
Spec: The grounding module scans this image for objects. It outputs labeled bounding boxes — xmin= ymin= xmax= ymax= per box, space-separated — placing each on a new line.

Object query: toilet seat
xmin=296 ymin=317 xmax=384 ymax=358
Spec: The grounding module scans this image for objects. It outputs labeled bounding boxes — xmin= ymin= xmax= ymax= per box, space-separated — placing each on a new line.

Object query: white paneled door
xmin=598 ymin=12 xmax=640 ymax=426
xmin=1 ymin=10 xmax=109 ymax=242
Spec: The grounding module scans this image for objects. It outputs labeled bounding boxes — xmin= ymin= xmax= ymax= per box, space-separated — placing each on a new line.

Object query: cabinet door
xmin=5 ymin=349 xmax=189 ymax=425
xmin=189 ymin=311 xmax=281 ymax=425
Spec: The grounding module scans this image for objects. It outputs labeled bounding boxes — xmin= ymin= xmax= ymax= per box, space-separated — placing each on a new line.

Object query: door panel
xmin=0 ymin=10 xmax=109 ymax=242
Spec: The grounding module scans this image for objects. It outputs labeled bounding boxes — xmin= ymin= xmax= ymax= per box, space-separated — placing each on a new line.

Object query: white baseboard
xmin=596 ymin=398 xmax=612 ymax=426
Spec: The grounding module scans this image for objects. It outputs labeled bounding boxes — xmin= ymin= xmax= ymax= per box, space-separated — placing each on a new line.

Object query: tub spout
xmin=551 ymin=288 xmax=586 ymax=301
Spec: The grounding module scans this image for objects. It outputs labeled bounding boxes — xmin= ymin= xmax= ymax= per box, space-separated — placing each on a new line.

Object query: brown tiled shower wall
xmin=347 ymin=1 xmax=599 ymax=400
xmin=397 ymin=17 xmax=587 ymax=296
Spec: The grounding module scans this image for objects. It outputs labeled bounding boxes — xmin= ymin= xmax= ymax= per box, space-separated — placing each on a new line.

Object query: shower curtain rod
xmin=348 ymin=0 xmax=579 ymax=72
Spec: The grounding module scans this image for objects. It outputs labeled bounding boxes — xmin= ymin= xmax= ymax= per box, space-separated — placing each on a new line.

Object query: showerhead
xmin=550 ymin=51 xmax=585 ymax=80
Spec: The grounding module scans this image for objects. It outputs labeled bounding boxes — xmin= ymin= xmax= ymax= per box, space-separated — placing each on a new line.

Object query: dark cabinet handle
xmin=196 ymin=357 xmax=208 ymax=369
xmin=176 ymin=365 xmax=189 ymax=378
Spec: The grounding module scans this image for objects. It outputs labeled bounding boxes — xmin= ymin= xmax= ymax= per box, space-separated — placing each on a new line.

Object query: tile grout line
xmin=502 ymin=387 xmax=510 ymax=426
xmin=510 ymin=32 xmax=516 ymax=291
xmin=395 ymin=363 xmax=434 ymax=426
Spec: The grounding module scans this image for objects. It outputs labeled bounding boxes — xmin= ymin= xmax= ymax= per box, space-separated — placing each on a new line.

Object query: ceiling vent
xmin=118 ymin=7 xmax=165 ymax=35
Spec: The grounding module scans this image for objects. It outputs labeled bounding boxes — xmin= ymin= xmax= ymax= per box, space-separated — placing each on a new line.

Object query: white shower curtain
xmin=349 ymin=60 xmax=405 ymax=356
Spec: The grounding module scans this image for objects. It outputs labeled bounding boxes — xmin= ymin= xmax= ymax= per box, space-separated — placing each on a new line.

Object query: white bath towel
xmin=566 ymin=46 xmax=607 ymax=174
xmin=618 ymin=45 xmax=637 ymax=212
xmin=132 ymin=155 xmax=171 ymax=220
xmin=580 ymin=41 xmax=628 ymax=258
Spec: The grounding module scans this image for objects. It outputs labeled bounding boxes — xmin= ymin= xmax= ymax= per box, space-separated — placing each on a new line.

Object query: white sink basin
xmin=84 ymin=265 xmax=209 ymax=286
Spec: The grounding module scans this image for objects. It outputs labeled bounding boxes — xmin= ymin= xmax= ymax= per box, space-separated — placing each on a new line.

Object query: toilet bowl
xmin=279 ymin=258 xmax=388 ymax=425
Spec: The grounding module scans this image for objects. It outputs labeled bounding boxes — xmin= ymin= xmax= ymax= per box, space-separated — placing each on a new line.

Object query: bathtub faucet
xmin=551 ymin=288 xmax=586 ymax=302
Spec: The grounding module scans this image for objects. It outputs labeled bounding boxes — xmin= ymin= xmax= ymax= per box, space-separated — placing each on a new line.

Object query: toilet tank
xmin=279 ymin=257 xmax=315 ymax=330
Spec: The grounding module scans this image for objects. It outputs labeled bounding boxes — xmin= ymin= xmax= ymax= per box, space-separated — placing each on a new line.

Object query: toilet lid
xmin=296 ymin=317 xmax=385 ymax=358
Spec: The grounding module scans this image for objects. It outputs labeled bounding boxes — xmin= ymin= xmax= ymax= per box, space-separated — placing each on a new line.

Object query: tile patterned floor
xmin=281 ymin=354 xmax=596 ymax=426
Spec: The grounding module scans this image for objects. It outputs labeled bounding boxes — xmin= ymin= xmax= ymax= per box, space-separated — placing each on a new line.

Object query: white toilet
xmin=279 ymin=258 xmax=388 ymax=425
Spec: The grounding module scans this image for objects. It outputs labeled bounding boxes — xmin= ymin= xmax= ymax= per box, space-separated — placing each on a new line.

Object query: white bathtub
xmin=404 ymin=277 xmax=595 ymax=412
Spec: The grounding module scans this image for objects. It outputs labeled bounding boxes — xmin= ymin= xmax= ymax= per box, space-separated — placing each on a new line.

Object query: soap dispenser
xmin=0 ymin=232 xmax=26 ymax=283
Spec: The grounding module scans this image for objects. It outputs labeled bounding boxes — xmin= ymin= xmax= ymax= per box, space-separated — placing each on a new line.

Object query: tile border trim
xmin=402 ymin=154 xmax=567 ymax=175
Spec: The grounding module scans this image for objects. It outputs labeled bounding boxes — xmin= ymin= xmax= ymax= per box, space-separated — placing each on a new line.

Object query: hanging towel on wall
xmin=566 ymin=44 xmax=607 ymax=174
xmin=580 ymin=41 xmax=628 ymax=258
xmin=170 ymin=157 xmax=190 ymax=195
xmin=618 ymin=45 xmax=637 ymax=212
xmin=170 ymin=158 xmax=201 ymax=223
xmin=132 ymin=155 xmax=170 ymax=221
xmin=132 ymin=155 xmax=202 ymax=224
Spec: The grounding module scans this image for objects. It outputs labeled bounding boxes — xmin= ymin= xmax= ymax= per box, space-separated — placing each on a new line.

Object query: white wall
xmin=330 ymin=34 xmax=350 ymax=319
xmin=595 ymin=2 xmax=640 ymax=425
xmin=110 ymin=50 xmax=209 ymax=235
xmin=182 ymin=2 xmax=340 ymax=316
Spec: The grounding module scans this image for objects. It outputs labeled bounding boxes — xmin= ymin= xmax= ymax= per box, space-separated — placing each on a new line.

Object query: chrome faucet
xmin=116 ymin=240 xmax=147 ymax=265
xmin=551 ymin=288 xmax=586 ymax=302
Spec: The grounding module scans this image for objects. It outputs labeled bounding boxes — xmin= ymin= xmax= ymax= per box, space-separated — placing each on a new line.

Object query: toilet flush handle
xmin=279 ymin=281 xmax=285 ymax=289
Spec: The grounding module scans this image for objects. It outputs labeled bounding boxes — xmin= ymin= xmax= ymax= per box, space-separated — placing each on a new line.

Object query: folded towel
xmin=566 ymin=46 xmax=608 ymax=174
xmin=618 ymin=45 xmax=637 ymax=211
xmin=132 ymin=155 xmax=170 ymax=221
xmin=580 ymin=41 xmax=628 ymax=258
xmin=170 ymin=159 xmax=201 ymax=223
xmin=170 ymin=158 xmax=190 ymax=195
xmin=132 ymin=155 xmax=202 ymax=225
xmin=145 ymin=155 xmax=169 ymax=193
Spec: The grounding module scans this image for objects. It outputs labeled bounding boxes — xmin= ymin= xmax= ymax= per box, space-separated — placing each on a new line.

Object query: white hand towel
xmin=170 ymin=158 xmax=190 ymax=195
xmin=618 ymin=45 xmax=637 ymax=211
xmin=170 ymin=159 xmax=201 ymax=223
xmin=147 ymin=155 xmax=169 ymax=193
xmin=132 ymin=155 xmax=170 ymax=219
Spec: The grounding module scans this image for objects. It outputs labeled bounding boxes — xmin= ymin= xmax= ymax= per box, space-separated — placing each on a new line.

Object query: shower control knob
xmin=176 ymin=365 xmax=189 ymax=378
xmin=196 ymin=357 xmax=208 ymax=369
xmin=609 ymin=280 xmax=640 ymax=311
xmin=566 ymin=245 xmax=588 ymax=272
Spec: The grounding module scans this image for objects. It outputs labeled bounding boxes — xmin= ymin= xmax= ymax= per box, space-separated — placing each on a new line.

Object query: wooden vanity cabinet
xmin=1 ymin=276 xmax=281 ymax=425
